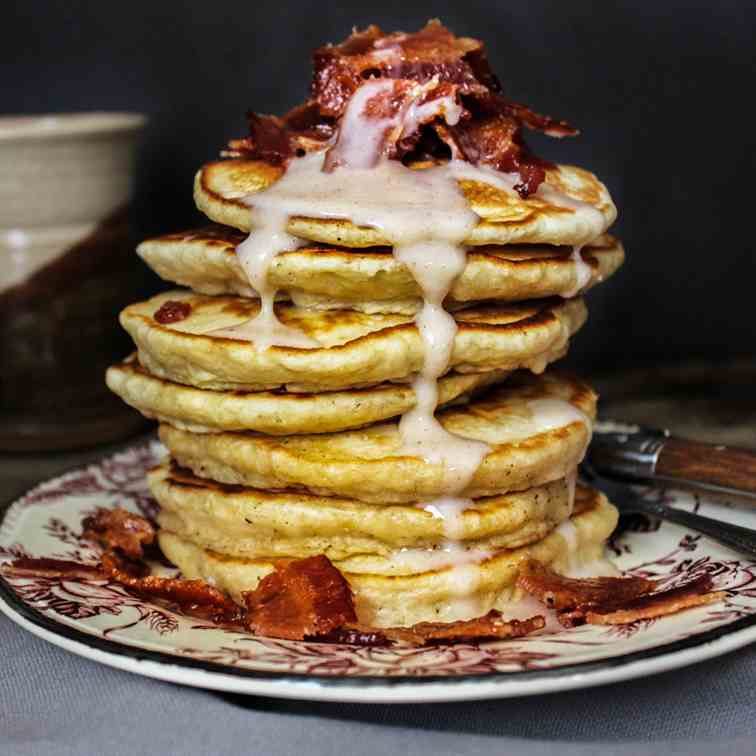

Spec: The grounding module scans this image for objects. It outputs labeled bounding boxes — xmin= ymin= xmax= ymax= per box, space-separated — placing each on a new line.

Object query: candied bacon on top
xmin=226 ymin=103 xmax=337 ymax=166
xmin=230 ymin=20 xmax=578 ymax=196
xmin=311 ymin=21 xmax=485 ymax=118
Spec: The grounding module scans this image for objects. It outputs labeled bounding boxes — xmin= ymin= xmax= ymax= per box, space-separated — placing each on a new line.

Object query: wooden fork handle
xmin=656 ymin=438 xmax=756 ymax=497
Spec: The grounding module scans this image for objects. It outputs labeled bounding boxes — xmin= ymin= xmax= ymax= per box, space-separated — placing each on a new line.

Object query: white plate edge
xmin=3 ymin=591 xmax=756 ymax=704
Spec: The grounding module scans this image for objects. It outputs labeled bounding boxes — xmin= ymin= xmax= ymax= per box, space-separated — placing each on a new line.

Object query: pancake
xmin=194 ymin=159 xmax=617 ymax=248
xmin=120 ymin=291 xmax=586 ymax=392
xmin=158 ymin=370 xmax=595 ymax=503
xmin=106 ymin=356 xmax=509 ymax=435
xmin=151 ymin=462 xmax=576 ymax=559
xmin=158 ymin=485 xmax=618 ymax=627
xmin=137 ymin=226 xmax=624 ymax=314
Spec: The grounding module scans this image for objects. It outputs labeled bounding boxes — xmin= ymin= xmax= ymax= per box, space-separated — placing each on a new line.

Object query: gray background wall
xmin=4 ymin=0 xmax=755 ymax=373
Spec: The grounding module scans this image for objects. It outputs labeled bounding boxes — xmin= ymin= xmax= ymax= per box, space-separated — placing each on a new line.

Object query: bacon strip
xmin=585 ymin=575 xmax=727 ymax=625
xmin=1 ymin=557 xmax=104 ymax=580
xmin=383 ymin=611 xmax=545 ymax=646
xmin=80 ymin=508 xmax=241 ymax=622
xmin=242 ymin=555 xmax=357 ymax=640
xmin=517 ymin=560 xmax=725 ymax=627
xmin=517 ymin=560 xmax=655 ymax=611
xmin=225 ymin=103 xmax=336 ymax=164
xmin=320 ymin=612 xmax=545 ymax=647
xmin=101 ymin=551 xmax=242 ymax=623
xmin=82 ymin=508 xmax=155 ymax=559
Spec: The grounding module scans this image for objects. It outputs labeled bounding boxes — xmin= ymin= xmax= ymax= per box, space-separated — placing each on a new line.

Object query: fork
xmin=581 ymin=464 xmax=756 ymax=559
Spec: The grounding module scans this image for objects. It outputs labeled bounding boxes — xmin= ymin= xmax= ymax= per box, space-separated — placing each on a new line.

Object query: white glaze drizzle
xmin=555 ymin=519 xmax=579 ymax=553
xmin=526 ymin=397 xmax=593 ymax=462
xmin=562 ymin=245 xmax=593 ymax=298
xmin=209 ymin=208 xmax=318 ymax=349
xmin=327 ymin=77 xmax=462 ymax=171
xmin=565 ymin=555 xmax=621 ymax=579
xmin=392 ymin=543 xmax=492 ymax=573
xmin=565 ymin=468 xmax=578 ymax=516
xmin=537 ymin=183 xmax=606 ymax=240
xmin=224 ymin=130 xmax=607 ymax=609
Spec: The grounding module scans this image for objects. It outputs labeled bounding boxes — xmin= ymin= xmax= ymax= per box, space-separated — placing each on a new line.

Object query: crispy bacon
xmin=517 ymin=560 xmax=725 ymax=628
xmin=239 ymin=555 xmax=546 ymax=644
xmin=312 ymin=20 xmax=485 ymax=117
xmin=242 ymin=555 xmax=357 ymax=640
xmin=1 ymin=557 xmax=104 ymax=580
xmin=244 ymin=113 xmax=293 ymax=166
xmin=585 ymin=574 xmax=727 ymax=625
xmin=101 ymin=551 xmax=242 ymax=623
xmin=382 ymin=611 xmax=545 ymax=646
xmin=225 ymin=103 xmax=336 ymax=163
xmin=517 ymin=560 xmax=655 ymax=612
xmin=318 ymin=612 xmax=544 ymax=647
xmin=448 ymin=114 xmax=551 ymax=197
xmin=230 ymin=20 xmax=577 ymax=195
xmin=82 ymin=508 xmax=155 ymax=560
xmin=79 ymin=508 xmax=242 ymax=623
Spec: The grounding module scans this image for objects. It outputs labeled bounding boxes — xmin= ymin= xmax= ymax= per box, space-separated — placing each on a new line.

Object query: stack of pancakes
xmin=107 ymin=161 xmax=623 ymax=627
xmin=106 ymin=20 xmax=625 ymax=629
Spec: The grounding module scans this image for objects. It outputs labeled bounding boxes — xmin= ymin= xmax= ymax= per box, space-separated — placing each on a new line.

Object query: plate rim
xmin=3 ymin=584 xmax=756 ymax=702
xmin=2 ymin=442 xmax=756 ymax=702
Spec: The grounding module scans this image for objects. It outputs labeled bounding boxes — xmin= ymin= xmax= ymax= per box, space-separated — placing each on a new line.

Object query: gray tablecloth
xmin=2 ymin=442 xmax=756 ymax=756
xmin=4 ymin=611 xmax=756 ymax=754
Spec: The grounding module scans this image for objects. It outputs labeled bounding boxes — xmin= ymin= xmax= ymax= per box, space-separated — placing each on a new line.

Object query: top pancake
xmin=138 ymin=226 xmax=624 ymax=314
xmin=194 ymin=159 xmax=617 ymax=248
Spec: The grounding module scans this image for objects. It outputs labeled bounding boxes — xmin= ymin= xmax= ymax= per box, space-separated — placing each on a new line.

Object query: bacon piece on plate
xmin=101 ymin=551 xmax=241 ymax=623
xmin=242 ymin=555 xmax=357 ymax=641
xmin=82 ymin=508 xmax=155 ymax=559
xmin=383 ymin=610 xmax=545 ymax=646
xmin=1 ymin=557 xmax=104 ymax=580
xmin=517 ymin=559 xmax=655 ymax=611
xmin=320 ymin=611 xmax=544 ymax=647
xmin=517 ymin=560 xmax=725 ymax=627
xmin=585 ymin=574 xmax=727 ymax=625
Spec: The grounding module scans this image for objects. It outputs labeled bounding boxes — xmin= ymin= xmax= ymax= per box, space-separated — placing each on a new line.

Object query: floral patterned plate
xmin=1 ymin=441 xmax=756 ymax=703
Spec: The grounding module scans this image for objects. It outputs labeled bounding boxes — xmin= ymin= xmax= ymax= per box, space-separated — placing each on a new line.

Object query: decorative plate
xmin=1 ymin=441 xmax=755 ymax=703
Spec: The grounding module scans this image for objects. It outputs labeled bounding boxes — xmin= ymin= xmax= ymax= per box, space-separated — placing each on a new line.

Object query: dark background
xmin=4 ymin=0 xmax=755 ymax=374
